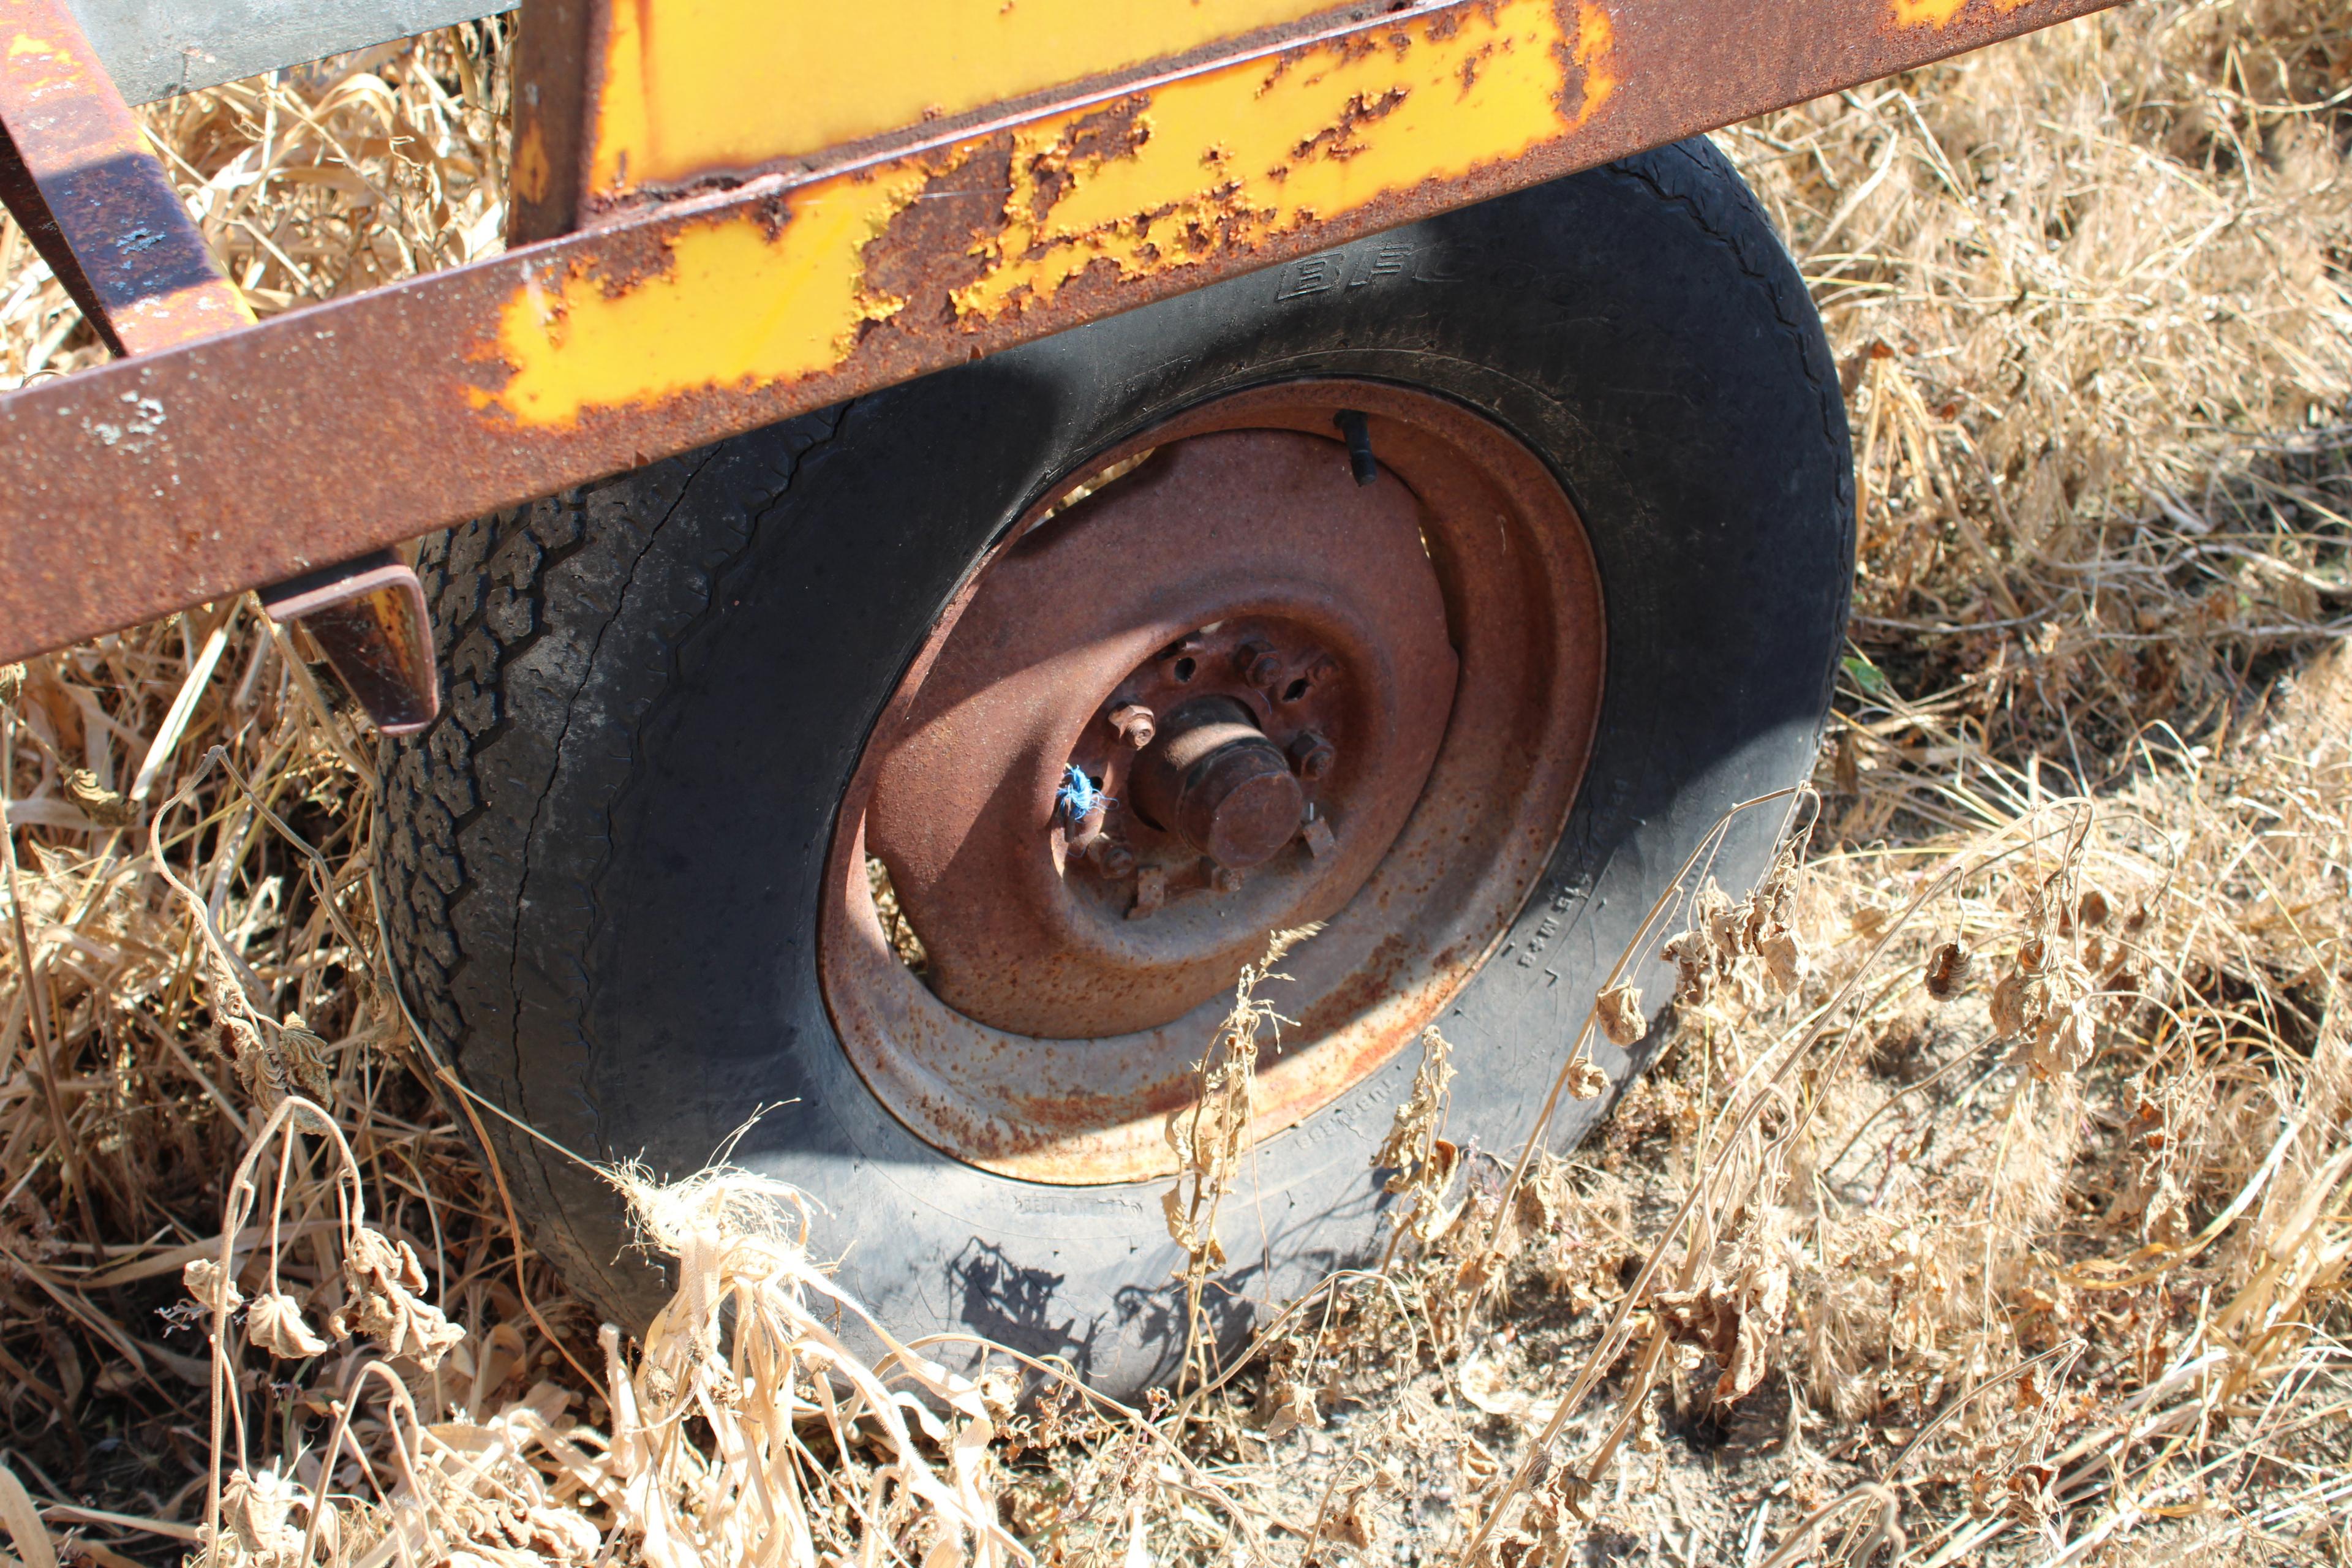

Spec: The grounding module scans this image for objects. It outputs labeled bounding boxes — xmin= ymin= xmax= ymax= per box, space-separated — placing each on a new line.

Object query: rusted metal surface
xmin=823 ymin=382 xmax=1606 ymax=1183
xmin=506 ymin=0 xmax=595 ymax=244
xmin=0 ymin=0 xmax=2122 ymax=669
xmin=0 ymin=6 xmax=435 ymax=734
xmin=1129 ymin=696 xmax=1308 ymax=871
xmin=0 ymin=0 xmax=251 ymax=355
xmin=256 ymin=551 xmax=439 ymax=735
xmin=862 ymin=429 xmax=1457 ymax=1041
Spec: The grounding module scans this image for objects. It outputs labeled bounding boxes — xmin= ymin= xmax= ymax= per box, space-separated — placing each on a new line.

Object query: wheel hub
xmin=862 ymin=429 xmax=1457 ymax=1040
xmin=823 ymin=381 xmax=1605 ymax=1182
xmin=1128 ymin=695 xmax=1302 ymax=870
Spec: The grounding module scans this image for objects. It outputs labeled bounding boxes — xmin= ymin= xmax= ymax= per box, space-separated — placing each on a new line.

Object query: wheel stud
xmin=1128 ymin=865 xmax=1167 ymax=921
xmin=1088 ymin=837 xmax=1136 ymax=876
xmin=1108 ymin=703 xmax=1156 ymax=749
xmin=1235 ymin=641 xmax=1284 ymax=691
xmin=1209 ymin=862 xmax=1245 ymax=895
xmin=1288 ymin=730 xmax=1335 ymax=780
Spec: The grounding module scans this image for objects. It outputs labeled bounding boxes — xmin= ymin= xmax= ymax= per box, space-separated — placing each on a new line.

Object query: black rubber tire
xmin=380 ymin=138 xmax=1851 ymax=1396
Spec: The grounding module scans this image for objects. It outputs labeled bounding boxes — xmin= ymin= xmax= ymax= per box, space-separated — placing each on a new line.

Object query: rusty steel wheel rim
xmin=821 ymin=380 xmax=1604 ymax=1183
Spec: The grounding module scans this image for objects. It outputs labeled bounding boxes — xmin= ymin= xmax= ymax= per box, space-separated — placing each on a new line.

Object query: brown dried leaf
xmin=1653 ymin=1256 xmax=1789 ymax=1407
xmin=221 ymin=1469 xmax=303 ymax=1561
xmin=2025 ymin=1004 xmax=2095 ymax=1081
xmin=183 ymin=1256 xmax=243 ymax=1318
xmin=1566 ymin=1056 xmax=1609 ymax=1101
xmin=1596 ymin=984 xmax=1647 ymax=1047
xmin=1924 ymin=940 xmax=1973 ymax=1001
xmin=1661 ymin=929 xmax=1713 ymax=1005
xmin=1989 ymin=972 xmax=2029 ymax=1038
xmin=274 ymin=1012 xmax=333 ymax=1103
xmin=329 ymin=1226 xmax=462 ymax=1366
xmin=246 ymin=1290 xmax=332 ymax=1359
xmin=1758 ymin=922 xmax=1807 ymax=992
xmin=62 ymin=767 xmax=135 ymax=827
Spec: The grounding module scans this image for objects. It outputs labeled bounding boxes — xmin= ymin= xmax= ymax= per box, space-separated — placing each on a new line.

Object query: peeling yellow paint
xmin=589 ymin=0 xmax=1343 ymax=192
xmin=1572 ymin=4 xmax=1619 ymax=121
xmin=481 ymin=0 xmax=1617 ymax=431
xmin=478 ymin=164 xmax=932 ymax=428
xmin=1889 ymin=0 xmax=1970 ymax=24
xmin=949 ymin=0 xmax=1586 ymax=322
xmin=1891 ymin=0 xmax=2037 ymax=27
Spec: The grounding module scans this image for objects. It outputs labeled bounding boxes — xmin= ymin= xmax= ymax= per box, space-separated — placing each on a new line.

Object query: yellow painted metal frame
xmin=587 ymin=0 xmax=1353 ymax=189
xmin=0 ymin=0 xmax=2124 ymax=668
xmin=488 ymin=0 xmax=1620 ymax=429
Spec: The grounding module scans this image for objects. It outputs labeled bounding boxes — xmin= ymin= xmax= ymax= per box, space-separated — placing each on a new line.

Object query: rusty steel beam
xmin=0 ymin=0 xmax=2122 ymax=668
xmin=0 ymin=0 xmax=252 ymax=353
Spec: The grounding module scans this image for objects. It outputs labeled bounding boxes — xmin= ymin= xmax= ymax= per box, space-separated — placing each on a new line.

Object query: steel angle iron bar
xmin=0 ymin=0 xmax=2123 ymax=671
xmin=0 ymin=0 xmax=439 ymax=729
xmin=0 ymin=0 xmax=250 ymax=353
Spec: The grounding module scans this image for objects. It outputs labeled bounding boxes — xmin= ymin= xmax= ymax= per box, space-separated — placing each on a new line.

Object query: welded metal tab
xmin=0 ymin=0 xmax=251 ymax=354
xmin=257 ymin=551 xmax=440 ymax=735
xmin=0 ymin=0 xmax=2122 ymax=670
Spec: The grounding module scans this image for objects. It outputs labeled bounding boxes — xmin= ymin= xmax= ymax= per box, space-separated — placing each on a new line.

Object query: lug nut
xmin=1128 ymin=865 xmax=1167 ymax=921
xmin=1088 ymin=837 xmax=1136 ymax=877
xmin=1288 ymin=730 xmax=1336 ymax=780
xmin=1108 ymin=703 xmax=1156 ymax=749
xmin=1235 ymin=641 xmax=1284 ymax=691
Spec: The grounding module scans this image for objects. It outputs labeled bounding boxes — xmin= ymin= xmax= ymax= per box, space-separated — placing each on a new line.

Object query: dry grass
xmin=1 ymin=2 xmax=2348 ymax=1565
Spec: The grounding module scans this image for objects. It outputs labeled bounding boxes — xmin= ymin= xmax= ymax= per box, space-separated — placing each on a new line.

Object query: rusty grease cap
xmin=1128 ymin=696 xmax=1305 ymax=869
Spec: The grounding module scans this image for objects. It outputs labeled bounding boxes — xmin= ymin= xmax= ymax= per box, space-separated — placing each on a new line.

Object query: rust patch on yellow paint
xmin=478 ymin=0 xmax=1616 ymax=431
xmin=473 ymin=164 xmax=932 ymax=428
xmin=946 ymin=0 xmax=1592 ymax=324
xmin=1569 ymin=3 xmax=1619 ymax=122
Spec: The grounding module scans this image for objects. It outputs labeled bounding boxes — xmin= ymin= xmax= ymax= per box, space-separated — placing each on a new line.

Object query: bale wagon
xmin=0 ymin=0 xmax=2116 ymax=1394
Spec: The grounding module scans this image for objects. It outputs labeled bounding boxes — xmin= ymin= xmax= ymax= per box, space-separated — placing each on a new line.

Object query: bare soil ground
xmin=2 ymin=4 xmax=2347 ymax=1566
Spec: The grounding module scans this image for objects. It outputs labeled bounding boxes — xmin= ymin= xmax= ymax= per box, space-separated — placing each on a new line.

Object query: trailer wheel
xmin=380 ymin=138 xmax=1850 ymax=1395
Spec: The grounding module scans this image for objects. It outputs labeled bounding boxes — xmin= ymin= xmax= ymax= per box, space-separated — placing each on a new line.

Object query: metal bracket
xmin=257 ymin=552 xmax=440 ymax=736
